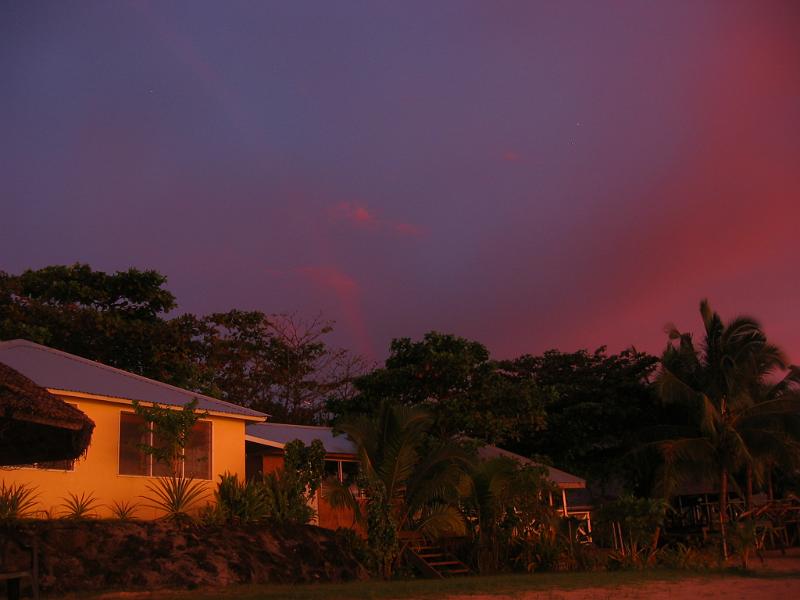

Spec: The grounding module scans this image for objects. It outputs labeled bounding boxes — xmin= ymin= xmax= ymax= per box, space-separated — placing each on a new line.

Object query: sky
xmin=2 ymin=1 xmax=799 ymax=363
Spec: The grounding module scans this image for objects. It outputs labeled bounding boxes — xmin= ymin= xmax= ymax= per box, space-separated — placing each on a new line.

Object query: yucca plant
xmin=60 ymin=491 xmax=101 ymax=519
xmin=0 ymin=482 xmax=39 ymax=521
xmin=110 ymin=499 xmax=139 ymax=520
xmin=142 ymin=476 xmax=209 ymax=521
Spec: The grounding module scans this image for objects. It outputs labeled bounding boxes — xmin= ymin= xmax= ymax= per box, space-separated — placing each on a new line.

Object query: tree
xmin=0 ymin=265 xmax=364 ymax=423
xmin=655 ymin=299 xmax=800 ymax=555
xmin=331 ymin=332 xmax=548 ymax=444
xmin=188 ymin=311 xmax=366 ymax=423
xmin=742 ymin=370 xmax=800 ymax=507
xmin=327 ymin=400 xmax=471 ymax=578
xmin=505 ymin=347 xmax=661 ymax=492
xmin=0 ymin=264 xmax=197 ymax=386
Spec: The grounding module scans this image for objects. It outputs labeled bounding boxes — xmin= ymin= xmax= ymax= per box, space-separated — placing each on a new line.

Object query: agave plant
xmin=0 ymin=482 xmax=39 ymax=520
xmin=142 ymin=476 xmax=209 ymax=521
xmin=60 ymin=491 xmax=101 ymax=519
xmin=110 ymin=499 xmax=139 ymax=520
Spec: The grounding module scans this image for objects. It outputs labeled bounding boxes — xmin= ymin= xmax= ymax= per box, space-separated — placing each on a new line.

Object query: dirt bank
xmin=2 ymin=520 xmax=367 ymax=596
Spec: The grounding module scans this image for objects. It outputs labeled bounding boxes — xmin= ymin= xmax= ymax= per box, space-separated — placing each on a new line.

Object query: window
xmin=323 ymin=459 xmax=364 ymax=498
xmin=118 ymin=412 xmax=212 ymax=479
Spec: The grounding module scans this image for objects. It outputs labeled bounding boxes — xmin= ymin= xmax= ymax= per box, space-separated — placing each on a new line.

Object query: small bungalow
xmin=0 ymin=339 xmax=266 ymax=518
xmin=245 ymin=423 xmax=590 ymax=533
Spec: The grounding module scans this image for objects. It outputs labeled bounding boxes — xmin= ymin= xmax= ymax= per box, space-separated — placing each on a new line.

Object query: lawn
xmin=89 ymin=568 xmax=786 ymax=600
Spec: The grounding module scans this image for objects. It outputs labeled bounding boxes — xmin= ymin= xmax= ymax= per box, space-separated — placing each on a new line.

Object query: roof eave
xmin=50 ymin=389 xmax=267 ymax=422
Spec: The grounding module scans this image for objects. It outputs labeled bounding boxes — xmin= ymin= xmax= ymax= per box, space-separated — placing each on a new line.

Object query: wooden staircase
xmin=404 ymin=542 xmax=471 ymax=578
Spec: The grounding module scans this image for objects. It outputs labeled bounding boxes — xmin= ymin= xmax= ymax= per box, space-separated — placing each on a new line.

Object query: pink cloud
xmin=503 ymin=151 xmax=521 ymax=162
xmin=332 ymin=202 xmax=379 ymax=228
xmin=330 ymin=202 xmax=425 ymax=238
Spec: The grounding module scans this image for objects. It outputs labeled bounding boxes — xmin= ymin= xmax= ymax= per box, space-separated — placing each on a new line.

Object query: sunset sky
xmin=3 ymin=1 xmax=799 ymax=362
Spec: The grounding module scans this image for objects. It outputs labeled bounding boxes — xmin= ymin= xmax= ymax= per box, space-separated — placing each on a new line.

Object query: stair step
xmin=429 ymin=561 xmax=462 ymax=567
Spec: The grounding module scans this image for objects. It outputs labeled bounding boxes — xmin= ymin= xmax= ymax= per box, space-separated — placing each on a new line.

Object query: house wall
xmin=255 ymin=452 xmax=363 ymax=534
xmin=0 ymin=394 xmax=248 ymax=519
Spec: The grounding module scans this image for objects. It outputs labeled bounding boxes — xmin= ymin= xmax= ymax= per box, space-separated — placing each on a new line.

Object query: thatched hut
xmin=0 ymin=361 xmax=94 ymax=466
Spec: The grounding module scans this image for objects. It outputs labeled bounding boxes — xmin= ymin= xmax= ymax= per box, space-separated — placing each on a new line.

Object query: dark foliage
xmin=503 ymin=347 xmax=663 ymax=493
xmin=330 ymin=331 xmax=548 ymax=444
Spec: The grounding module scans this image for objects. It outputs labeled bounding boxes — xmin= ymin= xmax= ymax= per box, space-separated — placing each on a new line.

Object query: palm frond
xmin=415 ymin=503 xmax=466 ymax=540
xmin=322 ymin=476 xmax=363 ymax=523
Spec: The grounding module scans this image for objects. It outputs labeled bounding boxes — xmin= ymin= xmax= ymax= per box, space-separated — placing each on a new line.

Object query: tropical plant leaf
xmin=142 ymin=476 xmax=209 ymax=520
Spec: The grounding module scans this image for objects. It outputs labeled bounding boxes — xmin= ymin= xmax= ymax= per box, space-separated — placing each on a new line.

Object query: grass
xmin=86 ymin=568 xmax=778 ymax=600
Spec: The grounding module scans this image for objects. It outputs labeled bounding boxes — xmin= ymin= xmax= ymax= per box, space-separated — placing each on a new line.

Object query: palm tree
xmin=326 ymin=400 xmax=471 ymax=578
xmin=740 ymin=368 xmax=800 ymax=508
xmin=655 ymin=300 xmax=800 ymax=555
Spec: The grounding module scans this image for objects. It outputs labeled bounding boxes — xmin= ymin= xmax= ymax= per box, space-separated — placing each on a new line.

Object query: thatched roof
xmin=0 ymin=361 xmax=95 ymax=466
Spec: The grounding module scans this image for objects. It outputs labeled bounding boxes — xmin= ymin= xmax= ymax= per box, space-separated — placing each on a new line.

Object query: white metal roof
xmin=477 ymin=445 xmax=586 ymax=489
xmin=246 ymin=422 xmax=357 ymax=454
xmin=246 ymin=422 xmax=586 ymax=489
xmin=0 ymin=339 xmax=266 ymax=420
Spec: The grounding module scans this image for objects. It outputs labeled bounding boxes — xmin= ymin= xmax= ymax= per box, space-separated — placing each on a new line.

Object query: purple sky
xmin=3 ymin=1 xmax=799 ymax=363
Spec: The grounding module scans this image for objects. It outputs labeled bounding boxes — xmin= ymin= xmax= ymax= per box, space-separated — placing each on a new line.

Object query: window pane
xmin=324 ymin=460 xmax=340 ymax=481
xmin=341 ymin=461 xmax=358 ymax=485
xmin=185 ymin=421 xmax=211 ymax=480
xmin=151 ymin=428 xmax=176 ymax=477
xmin=119 ymin=413 xmax=148 ymax=475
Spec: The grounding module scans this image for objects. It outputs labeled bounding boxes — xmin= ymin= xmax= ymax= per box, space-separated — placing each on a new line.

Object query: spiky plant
xmin=0 ymin=482 xmax=39 ymax=520
xmin=60 ymin=491 xmax=100 ymax=519
xmin=142 ymin=476 xmax=209 ymax=521
xmin=214 ymin=472 xmax=269 ymax=523
xmin=110 ymin=499 xmax=139 ymax=520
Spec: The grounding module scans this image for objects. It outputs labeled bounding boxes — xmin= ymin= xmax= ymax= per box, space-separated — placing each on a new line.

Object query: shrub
xmin=658 ymin=541 xmax=718 ymax=570
xmin=60 ymin=491 xmax=100 ymax=519
xmin=595 ymin=496 xmax=668 ymax=569
xmin=214 ymin=472 xmax=268 ymax=523
xmin=110 ymin=499 xmax=139 ymax=520
xmin=142 ymin=476 xmax=209 ymax=521
xmin=729 ymin=519 xmax=759 ymax=570
xmin=260 ymin=469 xmax=316 ymax=525
xmin=0 ymin=482 xmax=39 ymax=520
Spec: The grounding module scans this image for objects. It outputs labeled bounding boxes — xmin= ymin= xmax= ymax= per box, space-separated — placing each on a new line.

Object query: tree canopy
xmin=0 ymin=264 xmax=362 ymax=424
xmin=330 ymin=331 xmax=549 ymax=444
xmin=503 ymin=347 xmax=662 ymax=492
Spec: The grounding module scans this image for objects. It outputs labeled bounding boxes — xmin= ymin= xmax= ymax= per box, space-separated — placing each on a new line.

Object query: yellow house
xmin=0 ymin=339 xmax=266 ymax=518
